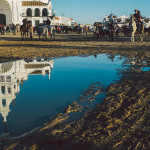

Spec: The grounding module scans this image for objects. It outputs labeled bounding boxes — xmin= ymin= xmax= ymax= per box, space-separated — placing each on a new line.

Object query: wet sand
xmin=0 ymin=33 xmax=150 ymax=150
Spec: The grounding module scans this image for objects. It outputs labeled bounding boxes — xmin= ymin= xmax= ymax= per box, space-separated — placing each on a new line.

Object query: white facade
xmin=114 ymin=15 xmax=130 ymax=27
xmin=103 ymin=14 xmax=130 ymax=28
xmin=143 ymin=18 xmax=150 ymax=28
xmin=103 ymin=14 xmax=150 ymax=28
xmin=51 ymin=16 xmax=75 ymax=26
xmin=0 ymin=59 xmax=54 ymax=123
xmin=0 ymin=0 xmax=52 ymax=26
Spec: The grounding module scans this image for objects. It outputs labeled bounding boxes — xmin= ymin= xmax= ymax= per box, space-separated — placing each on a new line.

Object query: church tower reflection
xmin=0 ymin=59 xmax=54 ymax=124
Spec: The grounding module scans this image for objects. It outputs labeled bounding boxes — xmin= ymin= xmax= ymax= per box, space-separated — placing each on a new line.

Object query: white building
xmin=0 ymin=59 xmax=54 ymax=123
xmin=0 ymin=0 xmax=53 ymax=26
xmin=114 ymin=15 xmax=130 ymax=27
xmin=103 ymin=14 xmax=130 ymax=28
xmin=51 ymin=16 xmax=75 ymax=26
xmin=143 ymin=18 xmax=150 ymax=28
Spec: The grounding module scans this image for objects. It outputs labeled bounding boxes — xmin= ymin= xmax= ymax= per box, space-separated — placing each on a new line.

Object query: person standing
xmin=93 ymin=23 xmax=97 ymax=40
xmin=2 ymin=24 xmax=5 ymax=35
xmin=6 ymin=25 xmax=10 ymax=35
xmin=50 ymin=25 xmax=56 ymax=40
xmin=46 ymin=18 xmax=51 ymax=26
xmin=84 ymin=26 xmax=88 ymax=36
xmin=29 ymin=23 xmax=33 ymax=40
xmin=0 ymin=25 xmax=2 ymax=35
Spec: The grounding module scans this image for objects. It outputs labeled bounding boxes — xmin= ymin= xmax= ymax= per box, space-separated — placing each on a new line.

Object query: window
xmin=42 ymin=8 xmax=48 ymax=16
xmin=0 ymin=76 xmax=5 ymax=82
xmin=2 ymin=99 xmax=6 ymax=107
xmin=8 ymin=87 xmax=11 ymax=94
xmin=26 ymin=8 xmax=32 ymax=17
xmin=1 ymin=86 xmax=5 ymax=94
xmin=35 ymin=8 xmax=40 ymax=17
xmin=6 ymin=76 xmax=11 ymax=82
xmin=35 ymin=20 xmax=39 ymax=26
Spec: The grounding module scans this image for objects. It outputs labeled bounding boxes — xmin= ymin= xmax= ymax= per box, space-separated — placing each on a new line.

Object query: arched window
xmin=0 ymin=14 xmax=6 ymax=25
xmin=35 ymin=8 xmax=40 ymax=17
xmin=42 ymin=8 xmax=48 ymax=16
xmin=26 ymin=8 xmax=32 ymax=17
xmin=2 ymin=99 xmax=6 ymax=107
xmin=1 ymin=86 xmax=5 ymax=94
xmin=8 ymin=87 xmax=11 ymax=94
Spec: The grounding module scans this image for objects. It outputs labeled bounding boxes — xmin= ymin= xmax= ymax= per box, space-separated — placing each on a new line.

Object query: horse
xmin=108 ymin=23 xmax=115 ymax=41
xmin=122 ymin=25 xmax=131 ymax=36
xmin=50 ymin=25 xmax=56 ymax=40
xmin=103 ymin=28 xmax=110 ymax=39
xmin=130 ymin=14 xmax=144 ymax=42
xmin=37 ymin=25 xmax=48 ymax=40
xmin=20 ymin=24 xmax=29 ymax=40
xmin=93 ymin=25 xmax=104 ymax=40
xmin=144 ymin=27 xmax=150 ymax=36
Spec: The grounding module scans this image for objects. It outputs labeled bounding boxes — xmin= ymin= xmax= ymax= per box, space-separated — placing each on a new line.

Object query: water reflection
xmin=0 ymin=54 xmax=127 ymax=136
xmin=0 ymin=59 xmax=54 ymax=133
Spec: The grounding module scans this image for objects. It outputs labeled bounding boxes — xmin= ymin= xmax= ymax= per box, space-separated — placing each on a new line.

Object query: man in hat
xmin=46 ymin=18 xmax=51 ymax=26
xmin=133 ymin=9 xmax=142 ymax=31
xmin=22 ymin=17 xmax=28 ymax=27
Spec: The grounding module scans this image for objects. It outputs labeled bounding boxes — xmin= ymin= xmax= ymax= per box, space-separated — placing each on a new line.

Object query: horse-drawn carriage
xmin=93 ymin=21 xmax=120 ymax=41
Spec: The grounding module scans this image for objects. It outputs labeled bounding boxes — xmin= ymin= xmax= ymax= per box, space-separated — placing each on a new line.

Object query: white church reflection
xmin=0 ymin=58 xmax=54 ymax=125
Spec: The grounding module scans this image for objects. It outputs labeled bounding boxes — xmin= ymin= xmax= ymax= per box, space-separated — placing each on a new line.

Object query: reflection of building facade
xmin=0 ymin=0 xmax=52 ymax=26
xmin=0 ymin=59 xmax=54 ymax=123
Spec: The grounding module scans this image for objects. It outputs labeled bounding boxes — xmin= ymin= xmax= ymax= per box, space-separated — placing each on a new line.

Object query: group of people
xmin=0 ymin=9 xmax=144 ymax=40
xmin=0 ymin=24 xmax=18 ymax=35
xmin=93 ymin=9 xmax=144 ymax=40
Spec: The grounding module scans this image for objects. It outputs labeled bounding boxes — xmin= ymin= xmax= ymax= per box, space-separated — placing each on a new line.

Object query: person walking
xmin=50 ymin=25 xmax=56 ymax=40
xmin=29 ymin=23 xmax=33 ymax=40
xmin=84 ymin=26 xmax=88 ymax=36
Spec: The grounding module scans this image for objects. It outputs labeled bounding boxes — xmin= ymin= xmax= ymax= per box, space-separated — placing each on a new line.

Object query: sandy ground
xmin=0 ymin=33 xmax=150 ymax=61
xmin=0 ymin=33 xmax=150 ymax=150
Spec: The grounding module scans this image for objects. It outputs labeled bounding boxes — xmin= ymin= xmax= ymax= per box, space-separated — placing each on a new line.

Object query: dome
xmin=0 ymin=62 xmax=13 ymax=73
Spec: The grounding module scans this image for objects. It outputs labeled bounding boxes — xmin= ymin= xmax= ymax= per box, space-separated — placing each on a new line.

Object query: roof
xmin=25 ymin=64 xmax=50 ymax=69
xmin=22 ymin=1 xmax=47 ymax=6
xmin=54 ymin=17 xmax=59 ymax=20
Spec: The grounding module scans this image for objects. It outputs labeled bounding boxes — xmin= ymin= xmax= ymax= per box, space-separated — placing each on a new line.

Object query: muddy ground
xmin=0 ymin=33 xmax=150 ymax=150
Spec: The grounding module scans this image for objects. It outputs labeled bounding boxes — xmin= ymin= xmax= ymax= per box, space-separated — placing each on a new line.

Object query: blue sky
xmin=52 ymin=0 xmax=150 ymax=24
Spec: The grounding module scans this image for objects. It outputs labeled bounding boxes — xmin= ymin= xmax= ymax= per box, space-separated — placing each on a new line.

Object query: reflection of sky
xmin=141 ymin=67 xmax=150 ymax=71
xmin=0 ymin=54 xmax=124 ymax=136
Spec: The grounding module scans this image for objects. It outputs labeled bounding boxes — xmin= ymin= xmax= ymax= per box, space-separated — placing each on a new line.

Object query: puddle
xmin=141 ymin=67 xmax=150 ymax=71
xmin=0 ymin=54 xmax=125 ymax=136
